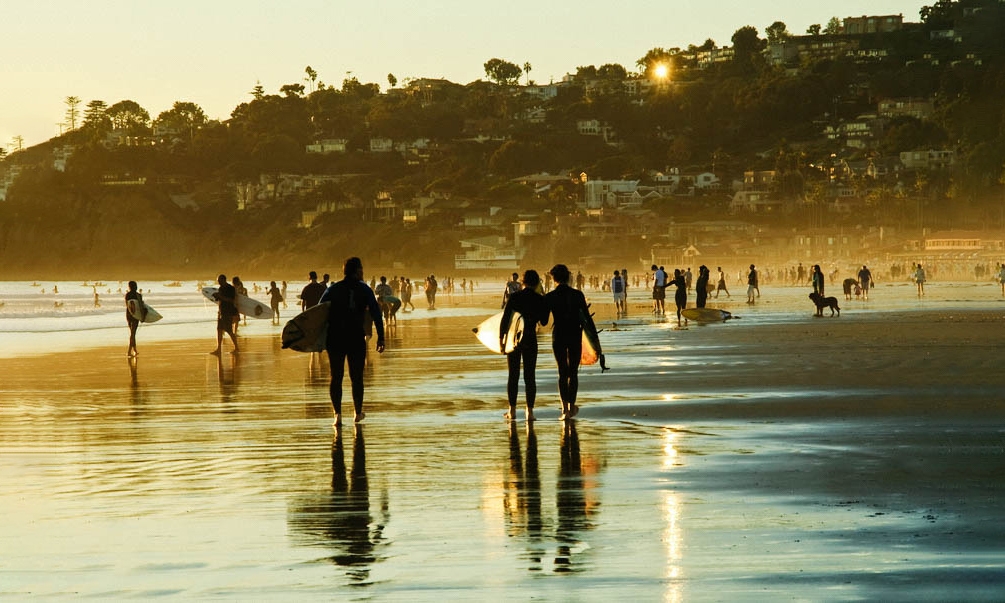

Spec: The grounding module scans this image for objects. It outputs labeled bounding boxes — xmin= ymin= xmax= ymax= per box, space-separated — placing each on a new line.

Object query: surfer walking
xmin=211 ymin=274 xmax=240 ymax=355
xmin=500 ymin=270 xmax=549 ymax=422
xmin=125 ymin=280 xmax=143 ymax=357
xmin=545 ymin=264 xmax=598 ymax=421
xmin=320 ymin=257 xmax=385 ymax=427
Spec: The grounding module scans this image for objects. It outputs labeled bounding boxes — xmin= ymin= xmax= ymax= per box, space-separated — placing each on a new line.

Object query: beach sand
xmin=2 ymin=290 xmax=1005 ymax=600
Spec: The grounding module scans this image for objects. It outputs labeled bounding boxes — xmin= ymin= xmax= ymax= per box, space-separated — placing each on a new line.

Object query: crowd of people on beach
xmin=117 ymin=255 xmax=1005 ymax=431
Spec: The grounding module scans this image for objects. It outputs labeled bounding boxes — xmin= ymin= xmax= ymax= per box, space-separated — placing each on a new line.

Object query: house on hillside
xmin=455 ymin=236 xmax=520 ymax=270
xmin=900 ymin=149 xmax=955 ymax=170
xmin=306 ymin=139 xmax=348 ymax=154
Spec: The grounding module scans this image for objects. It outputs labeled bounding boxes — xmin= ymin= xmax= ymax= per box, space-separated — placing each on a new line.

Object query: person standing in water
xmin=671 ymin=268 xmax=687 ymax=325
xmin=211 ymin=274 xmax=239 ymax=355
xmin=545 ymin=264 xmax=596 ymax=421
xmin=267 ymin=280 xmax=283 ymax=325
xmin=500 ymin=270 xmax=549 ymax=422
xmin=319 ymin=257 xmax=385 ymax=427
xmin=611 ymin=270 xmax=626 ymax=316
xmin=715 ymin=266 xmax=730 ymax=298
xmin=913 ymin=263 xmax=926 ymax=296
xmin=857 ymin=265 xmax=873 ymax=301
xmin=746 ymin=264 xmax=759 ymax=304
xmin=125 ymin=281 xmax=144 ymax=357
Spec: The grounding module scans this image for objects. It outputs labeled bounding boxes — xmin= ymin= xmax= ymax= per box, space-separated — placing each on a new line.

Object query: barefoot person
xmin=267 ymin=280 xmax=283 ymax=325
xmin=544 ymin=264 xmax=595 ymax=421
xmin=499 ymin=270 xmax=549 ymax=422
xmin=211 ymin=274 xmax=240 ymax=355
xmin=319 ymin=257 xmax=385 ymax=427
xmin=125 ymin=280 xmax=144 ymax=357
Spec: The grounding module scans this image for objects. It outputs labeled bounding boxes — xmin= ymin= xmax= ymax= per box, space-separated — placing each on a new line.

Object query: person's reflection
xmin=287 ymin=426 xmax=386 ymax=584
xmin=504 ymin=422 xmax=545 ymax=570
xmin=128 ymin=356 xmax=147 ymax=410
xmin=554 ymin=421 xmax=591 ymax=573
xmin=216 ymin=352 xmax=238 ymax=411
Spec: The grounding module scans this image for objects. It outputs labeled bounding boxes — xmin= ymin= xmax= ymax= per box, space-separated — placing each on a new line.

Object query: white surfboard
xmin=282 ymin=302 xmax=330 ymax=352
xmin=202 ymin=286 xmax=274 ymax=320
xmin=473 ymin=311 xmax=523 ymax=354
xmin=126 ymin=298 xmax=163 ymax=323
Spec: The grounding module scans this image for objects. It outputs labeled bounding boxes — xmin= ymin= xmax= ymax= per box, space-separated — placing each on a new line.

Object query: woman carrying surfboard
xmin=125 ymin=280 xmax=143 ymax=357
xmin=499 ymin=270 xmax=548 ymax=422
xmin=545 ymin=264 xmax=599 ymax=421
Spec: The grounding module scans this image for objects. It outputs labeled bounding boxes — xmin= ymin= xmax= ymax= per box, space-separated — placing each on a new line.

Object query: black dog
xmin=809 ymin=292 xmax=840 ymax=316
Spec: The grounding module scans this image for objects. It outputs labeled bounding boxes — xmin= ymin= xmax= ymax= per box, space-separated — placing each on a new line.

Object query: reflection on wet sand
xmin=287 ymin=426 xmax=387 ymax=585
xmin=555 ymin=422 xmax=593 ymax=573
xmin=504 ymin=422 xmax=545 ymax=571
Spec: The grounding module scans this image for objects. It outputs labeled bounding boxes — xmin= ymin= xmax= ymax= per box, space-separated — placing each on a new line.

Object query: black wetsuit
xmin=500 ymin=288 xmax=549 ymax=409
xmin=320 ymin=278 xmax=384 ymax=416
xmin=695 ymin=271 xmax=709 ymax=308
xmin=545 ymin=284 xmax=592 ymax=404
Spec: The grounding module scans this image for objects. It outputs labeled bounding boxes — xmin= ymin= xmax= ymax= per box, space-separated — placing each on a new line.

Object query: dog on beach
xmin=808 ymin=292 xmax=840 ymax=317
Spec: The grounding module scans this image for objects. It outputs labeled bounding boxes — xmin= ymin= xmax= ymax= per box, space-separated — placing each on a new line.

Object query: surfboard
xmin=473 ymin=311 xmax=523 ymax=354
xmin=681 ymin=307 xmax=734 ymax=322
xmin=579 ymin=307 xmax=603 ymax=366
xmin=282 ymin=301 xmax=330 ymax=352
xmin=126 ymin=298 xmax=163 ymax=323
xmin=202 ymin=286 xmax=274 ymax=320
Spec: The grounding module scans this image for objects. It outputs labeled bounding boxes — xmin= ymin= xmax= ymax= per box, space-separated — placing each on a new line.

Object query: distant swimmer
xmin=319 ymin=257 xmax=385 ymax=427
xmin=125 ymin=281 xmax=144 ymax=357
xmin=210 ymin=274 xmax=240 ymax=355
xmin=500 ymin=270 xmax=549 ymax=422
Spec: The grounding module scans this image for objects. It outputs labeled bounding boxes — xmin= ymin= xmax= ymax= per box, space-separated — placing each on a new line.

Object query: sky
xmin=2 ymin=0 xmax=931 ymax=149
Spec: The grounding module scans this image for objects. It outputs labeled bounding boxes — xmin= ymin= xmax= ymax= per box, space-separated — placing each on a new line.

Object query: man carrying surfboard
xmin=545 ymin=264 xmax=600 ymax=421
xmin=319 ymin=257 xmax=385 ymax=427
xmin=210 ymin=274 xmax=240 ymax=355
xmin=500 ymin=270 xmax=549 ymax=422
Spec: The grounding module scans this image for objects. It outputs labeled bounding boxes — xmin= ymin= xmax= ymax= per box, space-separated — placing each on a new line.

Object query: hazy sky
xmin=3 ymin=0 xmax=930 ymax=149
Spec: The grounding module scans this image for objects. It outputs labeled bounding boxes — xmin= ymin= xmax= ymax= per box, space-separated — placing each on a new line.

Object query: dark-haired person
xmin=300 ymin=271 xmax=326 ymax=312
xmin=671 ymin=268 xmax=687 ymax=325
xmin=319 ymin=257 xmax=385 ymax=427
xmin=695 ymin=265 xmax=710 ymax=309
xmin=125 ymin=280 xmax=144 ymax=357
xmin=544 ymin=264 xmax=596 ymax=421
xmin=211 ymin=274 xmax=239 ymax=355
xmin=499 ymin=270 xmax=549 ymax=422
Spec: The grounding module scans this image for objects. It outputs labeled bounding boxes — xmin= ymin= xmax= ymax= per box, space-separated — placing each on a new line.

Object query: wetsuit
xmin=500 ymin=288 xmax=549 ymax=409
xmin=217 ymin=282 xmax=238 ymax=334
xmin=320 ymin=278 xmax=385 ymax=416
xmin=545 ymin=284 xmax=592 ymax=405
xmin=695 ymin=271 xmax=709 ymax=308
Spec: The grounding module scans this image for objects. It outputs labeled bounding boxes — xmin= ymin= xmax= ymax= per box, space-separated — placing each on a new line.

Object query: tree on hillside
xmin=83 ymin=100 xmax=111 ymax=135
xmin=523 ymin=62 xmax=532 ymax=85
xmin=10 ymin=135 xmax=24 ymax=153
xmin=637 ymin=47 xmax=675 ymax=79
xmin=250 ymin=81 xmax=265 ymax=100
xmin=483 ymin=58 xmax=522 ymax=85
xmin=107 ymin=100 xmax=151 ymax=135
xmin=765 ymin=21 xmax=790 ymax=44
xmin=280 ymin=83 xmax=305 ymax=97
xmin=824 ymin=17 xmax=842 ymax=35
xmin=387 ymin=73 xmax=398 ymax=88
xmin=155 ymin=101 xmax=207 ymax=142
xmin=807 ymin=24 xmax=822 ymax=36
xmin=64 ymin=96 xmax=82 ymax=131
xmin=305 ymin=66 xmax=318 ymax=93
xmin=597 ymin=63 xmax=628 ymax=79
xmin=731 ymin=26 xmax=766 ymax=73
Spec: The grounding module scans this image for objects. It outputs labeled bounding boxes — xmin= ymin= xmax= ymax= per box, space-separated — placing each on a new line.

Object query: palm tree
xmin=523 ymin=62 xmax=532 ymax=86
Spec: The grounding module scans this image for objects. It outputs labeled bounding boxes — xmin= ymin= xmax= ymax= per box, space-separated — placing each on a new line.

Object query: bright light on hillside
xmin=653 ymin=63 xmax=669 ymax=80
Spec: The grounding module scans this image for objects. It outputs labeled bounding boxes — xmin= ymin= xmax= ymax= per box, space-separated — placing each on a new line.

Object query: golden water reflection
xmin=662 ymin=427 xmax=684 ymax=603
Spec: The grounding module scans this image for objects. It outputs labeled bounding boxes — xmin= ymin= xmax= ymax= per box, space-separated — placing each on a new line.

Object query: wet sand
xmin=3 ymin=295 xmax=1005 ymax=600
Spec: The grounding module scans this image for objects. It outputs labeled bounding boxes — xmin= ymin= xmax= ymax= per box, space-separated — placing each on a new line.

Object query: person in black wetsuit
xmin=319 ymin=257 xmax=385 ymax=428
xmin=672 ymin=268 xmax=687 ymax=325
xmin=211 ymin=274 xmax=239 ymax=356
xmin=499 ymin=270 xmax=549 ymax=422
xmin=695 ymin=265 xmax=710 ymax=309
xmin=544 ymin=264 xmax=597 ymax=421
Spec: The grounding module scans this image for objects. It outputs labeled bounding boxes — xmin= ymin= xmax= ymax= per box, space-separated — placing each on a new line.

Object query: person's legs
xmin=346 ymin=338 xmax=367 ymax=421
xmin=506 ymin=351 xmax=521 ymax=417
xmin=328 ymin=345 xmax=348 ymax=423
xmin=523 ymin=346 xmax=538 ymax=420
